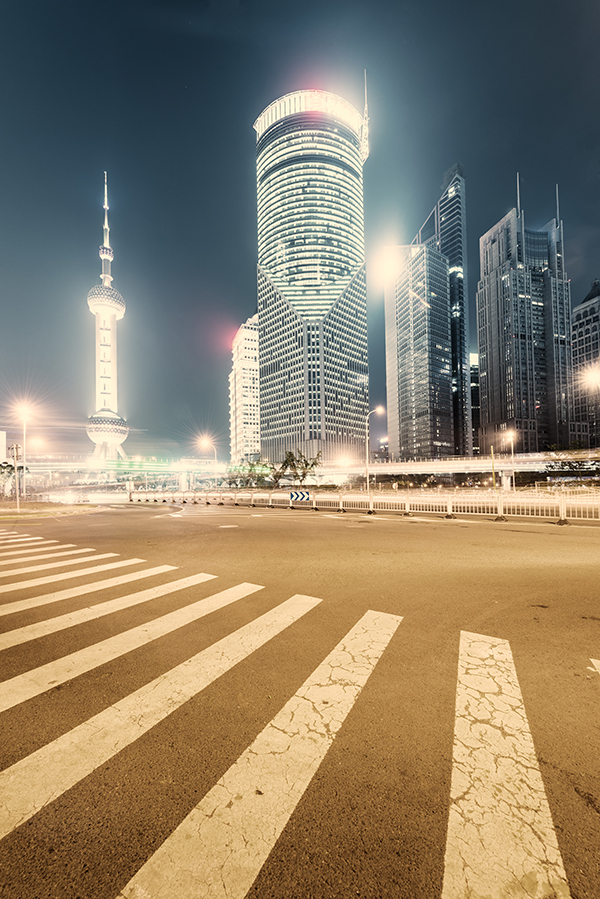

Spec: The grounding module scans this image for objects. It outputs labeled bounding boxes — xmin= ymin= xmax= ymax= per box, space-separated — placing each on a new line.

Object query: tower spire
xmin=516 ymin=172 xmax=521 ymax=217
xmin=360 ymin=69 xmax=369 ymax=164
xmin=99 ymin=172 xmax=114 ymax=288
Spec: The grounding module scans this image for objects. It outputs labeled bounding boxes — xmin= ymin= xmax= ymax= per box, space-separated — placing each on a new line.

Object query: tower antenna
xmin=360 ymin=69 xmax=369 ymax=163
xmin=516 ymin=172 xmax=521 ymax=217
xmin=555 ymin=183 xmax=560 ymax=224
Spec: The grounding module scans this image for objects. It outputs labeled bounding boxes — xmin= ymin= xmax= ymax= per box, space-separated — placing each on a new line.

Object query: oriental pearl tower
xmin=86 ymin=173 xmax=129 ymax=459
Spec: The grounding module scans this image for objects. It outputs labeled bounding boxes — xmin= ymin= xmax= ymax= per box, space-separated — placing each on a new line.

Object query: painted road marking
xmin=0 ymin=548 xmax=95 ymax=567
xmin=0 ymin=536 xmax=48 ymax=545
xmin=0 ymin=579 xmax=258 ymax=710
xmin=0 ymin=541 xmax=61 ymax=556
xmin=118 ymin=609 xmax=402 ymax=899
xmin=0 ymin=553 xmax=119 ymax=579
xmin=0 ymin=565 xmax=184 ymax=650
xmin=218 ymin=525 xmax=238 ymax=528
xmin=590 ymin=659 xmax=600 ymax=675
xmin=441 ymin=631 xmax=571 ymax=899
xmin=0 ymin=559 xmax=146 ymax=595
xmin=0 ymin=568 xmax=179 ymax=617
xmin=0 ymin=593 xmax=320 ymax=840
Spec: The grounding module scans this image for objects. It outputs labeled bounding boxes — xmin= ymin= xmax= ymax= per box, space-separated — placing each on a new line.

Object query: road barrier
xmin=128 ymin=489 xmax=600 ymax=524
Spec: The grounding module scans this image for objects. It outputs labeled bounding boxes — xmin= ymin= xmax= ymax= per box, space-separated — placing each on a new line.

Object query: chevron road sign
xmin=290 ymin=491 xmax=310 ymax=502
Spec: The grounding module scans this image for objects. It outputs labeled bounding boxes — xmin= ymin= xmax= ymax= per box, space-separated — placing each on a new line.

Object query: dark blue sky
xmin=1 ymin=0 xmax=598 ymax=457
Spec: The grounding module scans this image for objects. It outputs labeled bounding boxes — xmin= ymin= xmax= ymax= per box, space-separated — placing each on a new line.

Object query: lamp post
xmin=14 ymin=403 xmax=31 ymax=500
xmin=198 ymin=437 xmax=218 ymax=489
xmin=504 ymin=429 xmax=515 ymax=490
xmin=365 ymin=406 xmax=385 ymax=495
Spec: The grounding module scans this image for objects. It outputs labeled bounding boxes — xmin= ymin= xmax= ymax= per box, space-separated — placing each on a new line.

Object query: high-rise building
xmin=413 ymin=164 xmax=472 ymax=455
xmin=476 ymin=184 xmax=576 ymax=454
xmin=254 ymin=89 xmax=369 ymax=463
xmin=572 ymin=280 xmax=600 ymax=447
xmin=384 ymin=244 xmax=453 ymax=459
xmin=229 ymin=313 xmax=260 ymax=463
xmin=86 ymin=173 xmax=128 ymax=460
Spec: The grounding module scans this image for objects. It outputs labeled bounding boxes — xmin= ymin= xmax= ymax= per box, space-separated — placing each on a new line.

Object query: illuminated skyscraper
xmin=86 ymin=173 xmax=128 ymax=459
xmin=384 ymin=244 xmax=453 ymax=459
xmin=229 ymin=313 xmax=260 ymax=463
xmin=476 ymin=183 xmax=577 ymax=453
xmin=572 ymin=280 xmax=600 ymax=447
xmin=413 ymin=164 xmax=472 ymax=455
xmin=254 ymin=89 xmax=370 ymax=463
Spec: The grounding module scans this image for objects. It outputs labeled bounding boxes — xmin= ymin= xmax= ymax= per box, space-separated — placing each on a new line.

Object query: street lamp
xmin=198 ymin=437 xmax=218 ymax=489
xmin=365 ymin=406 xmax=385 ymax=495
xmin=14 ymin=403 xmax=32 ymax=500
xmin=504 ymin=429 xmax=515 ymax=490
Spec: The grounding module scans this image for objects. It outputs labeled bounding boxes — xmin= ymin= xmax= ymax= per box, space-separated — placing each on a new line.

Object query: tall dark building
xmin=476 ymin=185 xmax=578 ymax=453
xmin=572 ymin=280 xmax=600 ymax=447
xmin=413 ymin=164 xmax=472 ymax=455
xmin=384 ymin=244 xmax=453 ymax=459
xmin=470 ymin=354 xmax=480 ymax=454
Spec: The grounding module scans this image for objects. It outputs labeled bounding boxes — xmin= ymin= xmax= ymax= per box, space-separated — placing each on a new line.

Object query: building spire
xmin=360 ymin=69 xmax=369 ymax=164
xmin=555 ymin=183 xmax=560 ymax=224
xmin=99 ymin=172 xmax=114 ymax=288
xmin=516 ymin=172 xmax=521 ymax=217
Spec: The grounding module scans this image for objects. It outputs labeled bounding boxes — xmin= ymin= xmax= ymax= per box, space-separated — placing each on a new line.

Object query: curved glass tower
xmin=254 ymin=89 xmax=369 ymax=463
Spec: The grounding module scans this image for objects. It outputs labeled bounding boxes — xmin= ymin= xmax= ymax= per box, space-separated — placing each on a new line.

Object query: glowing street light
xmin=365 ymin=406 xmax=385 ymax=497
xmin=504 ymin=429 xmax=515 ymax=489
xmin=14 ymin=402 xmax=32 ymax=500
xmin=198 ymin=437 xmax=218 ymax=489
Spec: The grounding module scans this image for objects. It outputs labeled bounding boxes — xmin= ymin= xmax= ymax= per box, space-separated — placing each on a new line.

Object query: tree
xmin=294 ymin=450 xmax=322 ymax=485
xmin=0 ymin=462 xmax=14 ymax=496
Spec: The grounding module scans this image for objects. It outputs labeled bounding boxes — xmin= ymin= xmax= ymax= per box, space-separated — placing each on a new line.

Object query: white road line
xmin=0 ymin=593 xmax=319 ymax=840
xmin=0 ymin=536 xmax=47 ymax=545
xmin=118 ymin=609 xmax=403 ymax=899
xmin=590 ymin=659 xmax=600 ymax=675
xmin=0 ymin=553 xmax=118 ymax=579
xmin=441 ymin=631 xmax=571 ymax=899
xmin=0 ymin=578 xmax=249 ymax=708
xmin=0 ymin=548 xmax=95 ymax=567
xmin=0 ymin=567 xmax=175 ymax=617
xmin=0 ymin=564 xmax=185 ymax=650
xmin=0 ymin=542 xmax=69 ymax=558
xmin=0 ymin=559 xmax=146 ymax=595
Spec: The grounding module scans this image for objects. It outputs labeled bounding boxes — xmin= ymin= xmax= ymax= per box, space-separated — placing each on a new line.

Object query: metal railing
xmin=128 ymin=489 xmax=600 ymax=523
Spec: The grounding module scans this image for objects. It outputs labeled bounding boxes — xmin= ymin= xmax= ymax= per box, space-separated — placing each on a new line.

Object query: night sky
xmin=1 ymin=0 xmax=598 ymax=459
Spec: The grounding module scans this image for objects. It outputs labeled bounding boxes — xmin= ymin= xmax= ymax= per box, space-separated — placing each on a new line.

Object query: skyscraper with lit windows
xmin=413 ymin=164 xmax=472 ymax=455
xmin=229 ymin=313 xmax=260 ymax=463
xmin=254 ymin=89 xmax=369 ymax=463
xmin=384 ymin=244 xmax=453 ymax=459
xmin=476 ymin=184 xmax=576 ymax=453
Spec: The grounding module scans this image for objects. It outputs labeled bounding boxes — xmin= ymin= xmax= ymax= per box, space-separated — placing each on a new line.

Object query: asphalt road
xmin=0 ymin=503 xmax=599 ymax=899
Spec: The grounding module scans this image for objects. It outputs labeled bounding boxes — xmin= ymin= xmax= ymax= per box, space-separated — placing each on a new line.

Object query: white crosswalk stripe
xmin=0 ymin=593 xmax=320 ymax=840
xmin=0 ymin=558 xmax=146 ymax=594
xmin=118 ymin=609 xmax=402 ymax=899
xmin=441 ymin=631 xmax=571 ymax=899
xmin=0 ymin=552 xmax=118 ymax=578
xmin=0 ymin=548 xmax=103 ymax=568
xmin=0 ymin=579 xmax=257 ymax=709
xmin=0 ymin=536 xmax=49 ymax=545
xmin=0 ymin=541 xmax=62 ymax=556
xmin=0 ymin=564 xmax=182 ymax=651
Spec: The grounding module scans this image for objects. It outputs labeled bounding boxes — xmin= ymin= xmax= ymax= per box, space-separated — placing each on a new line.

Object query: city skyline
xmin=0 ymin=0 xmax=598 ymax=457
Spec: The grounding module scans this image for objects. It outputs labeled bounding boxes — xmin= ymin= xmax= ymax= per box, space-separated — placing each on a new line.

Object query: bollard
xmin=495 ymin=492 xmax=507 ymax=521
xmin=445 ymin=496 xmax=456 ymax=519
xmin=557 ymin=492 xmax=569 ymax=526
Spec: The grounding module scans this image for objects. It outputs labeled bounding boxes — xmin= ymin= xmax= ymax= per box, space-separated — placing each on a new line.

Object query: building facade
xmin=412 ymin=164 xmax=472 ymax=455
xmin=254 ymin=90 xmax=369 ymax=463
xmin=470 ymin=353 xmax=480 ymax=454
xmin=384 ymin=244 xmax=453 ymax=459
xmin=476 ymin=192 xmax=575 ymax=454
xmin=572 ymin=280 xmax=600 ymax=448
xmin=229 ymin=313 xmax=260 ymax=463
xmin=86 ymin=173 xmax=129 ymax=460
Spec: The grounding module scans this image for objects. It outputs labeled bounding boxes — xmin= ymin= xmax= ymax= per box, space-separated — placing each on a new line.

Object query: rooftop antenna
xmin=516 ymin=172 xmax=521 ymax=217
xmin=555 ymin=183 xmax=560 ymax=224
xmin=102 ymin=171 xmax=110 ymax=250
xmin=360 ymin=69 xmax=369 ymax=163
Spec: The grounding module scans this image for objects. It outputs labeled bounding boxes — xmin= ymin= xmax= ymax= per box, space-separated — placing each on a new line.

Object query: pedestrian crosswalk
xmin=0 ymin=527 xmax=587 ymax=898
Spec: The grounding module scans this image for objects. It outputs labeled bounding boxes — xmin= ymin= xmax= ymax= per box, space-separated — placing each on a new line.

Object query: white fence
xmin=128 ymin=489 xmax=600 ymax=523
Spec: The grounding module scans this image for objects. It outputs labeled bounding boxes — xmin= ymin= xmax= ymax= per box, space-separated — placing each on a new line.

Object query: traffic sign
xmin=290 ymin=491 xmax=310 ymax=502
